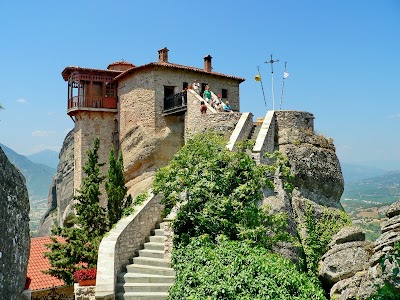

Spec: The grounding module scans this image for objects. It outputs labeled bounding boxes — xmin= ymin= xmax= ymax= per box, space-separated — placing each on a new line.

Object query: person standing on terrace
xmin=192 ymin=79 xmax=200 ymax=95
xmin=203 ymin=85 xmax=211 ymax=104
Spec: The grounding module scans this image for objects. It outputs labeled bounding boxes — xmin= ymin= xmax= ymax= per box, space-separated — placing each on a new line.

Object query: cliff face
xmin=262 ymin=111 xmax=346 ymax=263
xmin=37 ymin=130 xmax=74 ymax=236
xmin=0 ymin=146 xmax=30 ymax=299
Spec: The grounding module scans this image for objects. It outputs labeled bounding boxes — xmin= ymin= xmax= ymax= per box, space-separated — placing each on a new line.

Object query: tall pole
xmin=280 ymin=62 xmax=287 ymax=110
xmin=265 ymin=54 xmax=279 ymax=110
xmin=257 ymin=66 xmax=267 ymax=110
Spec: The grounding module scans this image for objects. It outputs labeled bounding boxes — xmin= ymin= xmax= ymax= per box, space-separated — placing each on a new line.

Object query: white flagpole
xmin=265 ymin=54 xmax=279 ymax=111
xmin=280 ymin=62 xmax=287 ymax=110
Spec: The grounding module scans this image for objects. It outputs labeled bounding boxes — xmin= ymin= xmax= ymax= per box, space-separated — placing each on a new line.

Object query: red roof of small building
xmin=27 ymin=237 xmax=66 ymax=291
xmin=107 ymin=60 xmax=136 ymax=69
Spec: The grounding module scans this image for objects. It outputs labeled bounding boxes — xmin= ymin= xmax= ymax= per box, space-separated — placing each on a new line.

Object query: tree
xmin=74 ymin=137 xmax=107 ymax=236
xmin=105 ymin=149 xmax=132 ymax=227
xmin=46 ymin=138 xmax=111 ymax=284
xmin=46 ymin=138 xmax=133 ymax=284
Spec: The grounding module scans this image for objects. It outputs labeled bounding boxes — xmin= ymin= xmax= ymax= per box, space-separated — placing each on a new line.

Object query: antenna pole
xmin=257 ymin=66 xmax=267 ymax=110
xmin=265 ymin=54 xmax=279 ymax=110
xmin=280 ymin=62 xmax=287 ymax=110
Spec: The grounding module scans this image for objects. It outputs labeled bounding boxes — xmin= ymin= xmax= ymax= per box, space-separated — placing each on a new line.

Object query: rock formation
xmin=262 ymin=111 xmax=348 ymax=263
xmin=320 ymin=200 xmax=400 ymax=299
xmin=37 ymin=130 xmax=74 ymax=235
xmin=0 ymin=146 xmax=30 ymax=299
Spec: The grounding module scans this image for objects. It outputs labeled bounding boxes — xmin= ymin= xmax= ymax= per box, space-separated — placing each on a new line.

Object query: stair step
xmin=117 ymin=292 xmax=168 ymax=300
xmin=117 ymin=283 xmax=172 ymax=293
xmin=151 ymin=229 xmax=165 ymax=236
xmin=149 ymin=236 xmax=164 ymax=243
xmin=138 ymin=249 xmax=165 ymax=259
xmin=144 ymin=242 xmax=164 ymax=251
xmin=251 ymin=124 xmax=262 ymax=140
xmin=132 ymin=257 xmax=171 ymax=268
xmin=126 ymin=264 xmax=175 ymax=277
xmin=118 ymin=272 xmax=175 ymax=284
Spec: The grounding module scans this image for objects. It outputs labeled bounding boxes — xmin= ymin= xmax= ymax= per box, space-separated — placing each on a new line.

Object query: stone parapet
xmin=226 ymin=112 xmax=254 ymax=151
xmin=185 ymin=89 xmax=242 ymax=139
xmin=95 ymin=193 xmax=164 ymax=299
xmin=252 ymin=110 xmax=276 ymax=164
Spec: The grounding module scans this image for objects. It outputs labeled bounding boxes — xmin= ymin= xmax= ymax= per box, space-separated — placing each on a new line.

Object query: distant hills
xmin=27 ymin=149 xmax=59 ymax=169
xmin=340 ymin=163 xmax=388 ymax=182
xmin=341 ymin=170 xmax=400 ymax=241
xmin=0 ymin=143 xmax=57 ymax=202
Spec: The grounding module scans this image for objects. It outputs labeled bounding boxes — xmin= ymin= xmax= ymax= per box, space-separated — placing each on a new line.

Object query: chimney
xmin=158 ymin=47 xmax=169 ymax=63
xmin=204 ymin=55 xmax=212 ymax=72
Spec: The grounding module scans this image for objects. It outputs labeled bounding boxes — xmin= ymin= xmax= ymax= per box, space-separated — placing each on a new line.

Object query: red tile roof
xmin=27 ymin=237 xmax=66 ymax=291
xmin=114 ymin=61 xmax=246 ymax=82
xmin=107 ymin=60 xmax=136 ymax=68
xmin=61 ymin=66 xmax=122 ymax=81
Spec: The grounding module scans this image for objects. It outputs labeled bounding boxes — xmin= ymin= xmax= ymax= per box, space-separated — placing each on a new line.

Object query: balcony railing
xmin=67 ymin=96 xmax=117 ymax=111
xmin=163 ymin=91 xmax=187 ymax=115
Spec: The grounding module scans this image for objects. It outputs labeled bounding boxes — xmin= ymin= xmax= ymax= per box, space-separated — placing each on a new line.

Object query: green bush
xmin=169 ymin=236 xmax=327 ymax=300
xmin=302 ymin=203 xmax=352 ymax=276
xmin=153 ymin=131 xmax=290 ymax=250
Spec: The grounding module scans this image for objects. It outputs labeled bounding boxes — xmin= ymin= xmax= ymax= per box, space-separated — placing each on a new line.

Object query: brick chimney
xmin=204 ymin=55 xmax=212 ymax=72
xmin=158 ymin=47 xmax=169 ymax=63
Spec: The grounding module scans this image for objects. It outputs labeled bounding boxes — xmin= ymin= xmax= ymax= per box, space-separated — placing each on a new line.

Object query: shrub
xmin=169 ymin=236 xmax=327 ymax=300
xmin=302 ymin=203 xmax=351 ymax=276
xmin=153 ymin=131 xmax=290 ymax=250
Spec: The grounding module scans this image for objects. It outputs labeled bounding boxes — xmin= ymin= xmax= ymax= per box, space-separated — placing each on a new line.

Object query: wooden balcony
xmin=67 ymin=96 xmax=118 ymax=115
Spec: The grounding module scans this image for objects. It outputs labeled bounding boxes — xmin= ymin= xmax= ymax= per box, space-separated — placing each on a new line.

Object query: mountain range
xmin=26 ymin=149 xmax=59 ymax=169
xmin=0 ymin=143 xmax=57 ymax=202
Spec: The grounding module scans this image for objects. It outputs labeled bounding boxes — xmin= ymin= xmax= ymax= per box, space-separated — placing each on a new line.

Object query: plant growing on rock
xmin=153 ymin=131 xmax=290 ymax=249
xmin=301 ymin=203 xmax=351 ymax=276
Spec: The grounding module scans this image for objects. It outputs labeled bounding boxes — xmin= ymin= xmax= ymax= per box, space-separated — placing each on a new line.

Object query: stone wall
xmin=74 ymin=111 xmax=117 ymax=206
xmin=95 ymin=193 xmax=164 ymax=300
xmin=0 ymin=146 xmax=30 ymax=299
xmin=185 ymin=89 xmax=242 ymax=139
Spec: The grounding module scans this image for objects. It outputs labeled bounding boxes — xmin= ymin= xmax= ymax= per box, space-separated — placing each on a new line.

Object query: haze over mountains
xmin=0 ymin=143 xmax=57 ymax=202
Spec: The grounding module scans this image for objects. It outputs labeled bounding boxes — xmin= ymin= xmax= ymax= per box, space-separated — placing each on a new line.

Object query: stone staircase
xmin=116 ymin=223 xmax=175 ymax=300
xmin=250 ymin=123 xmax=262 ymax=140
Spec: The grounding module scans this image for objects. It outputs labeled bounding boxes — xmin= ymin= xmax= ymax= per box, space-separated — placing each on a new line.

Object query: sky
xmin=0 ymin=0 xmax=399 ymax=170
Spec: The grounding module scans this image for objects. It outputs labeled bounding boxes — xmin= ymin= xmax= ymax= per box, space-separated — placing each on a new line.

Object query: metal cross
xmin=265 ymin=54 xmax=279 ymax=110
xmin=265 ymin=54 xmax=279 ymax=74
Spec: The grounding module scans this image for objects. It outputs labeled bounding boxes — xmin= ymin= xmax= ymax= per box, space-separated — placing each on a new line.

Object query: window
xmin=222 ymin=89 xmax=228 ymax=99
xmin=106 ymin=82 xmax=116 ymax=97
xmin=182 ymin=82 xmax=188 ymax=90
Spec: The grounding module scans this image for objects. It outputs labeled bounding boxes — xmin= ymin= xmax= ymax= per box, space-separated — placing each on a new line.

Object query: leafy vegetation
xmin=301 ymin=203 xmax=352 ymax=276
xmin=153 ymin=132 xmax=290 ymax=249
xmin=154 ymin=132 xmax=326 ymax=299
xmin=105 ymin=149 xmax=133 ymax=225
xmin=169 ymin=236 xmax=327 ymax=300
xmin=45 ymin=138 xmax=132 ymax=284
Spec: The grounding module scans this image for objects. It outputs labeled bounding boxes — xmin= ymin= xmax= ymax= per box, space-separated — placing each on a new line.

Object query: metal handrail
xmin=164 ymin=91 xmax=187 ymax=111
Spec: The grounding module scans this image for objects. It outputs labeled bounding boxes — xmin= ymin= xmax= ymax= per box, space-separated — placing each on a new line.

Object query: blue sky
xmin=0 ymin=0 xmax=399 ymax=170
